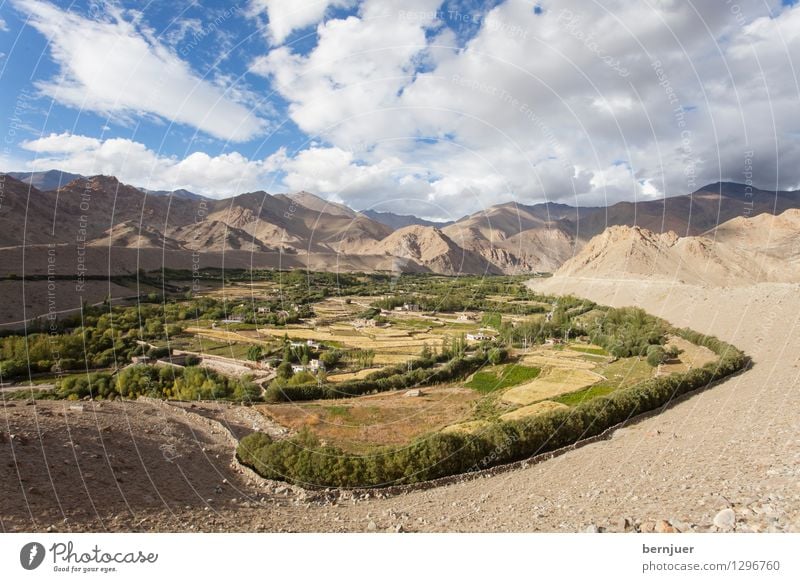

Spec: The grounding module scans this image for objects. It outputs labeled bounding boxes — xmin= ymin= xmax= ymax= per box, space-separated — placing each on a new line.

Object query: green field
xmin=465 ymin=364 xmax=541 ymax=394
xmin=568 ymin=345 xmax=608 ymax=356
xmin=554 ymin=384 xmax=617 ymax=406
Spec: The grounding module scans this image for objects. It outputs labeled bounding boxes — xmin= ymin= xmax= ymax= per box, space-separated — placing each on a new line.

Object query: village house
xmin=466 ymin=332 xmax=490 ymax=341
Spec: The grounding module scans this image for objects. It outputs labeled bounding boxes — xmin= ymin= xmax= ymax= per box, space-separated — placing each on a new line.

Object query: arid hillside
xmin=553 ymin=210 xmax=800 ymax=286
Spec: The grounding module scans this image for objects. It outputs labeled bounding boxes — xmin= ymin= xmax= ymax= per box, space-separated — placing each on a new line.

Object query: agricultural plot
xmin=501 ymin=367 xmax=604 ymax=406
xmin=499 ymin=400 xmax=569 ymax=421
xmin=658 ymin=335 xmax=717 ymax=375
xmin=465 ymin=365 xmax=541 ymax=394
xmin=259 ymin=386 xmax=479 ymax=453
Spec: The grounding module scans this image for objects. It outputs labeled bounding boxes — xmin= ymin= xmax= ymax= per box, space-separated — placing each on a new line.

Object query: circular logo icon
xmin=20 ymin=542 xmax=46 ymax=570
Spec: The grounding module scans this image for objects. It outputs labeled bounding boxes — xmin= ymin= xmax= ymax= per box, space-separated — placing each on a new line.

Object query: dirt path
xmin=2 ymin=280 xmax=798 ymax=532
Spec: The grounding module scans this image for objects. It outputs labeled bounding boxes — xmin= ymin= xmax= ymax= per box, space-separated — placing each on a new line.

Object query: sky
xmin=0 ymin=0 xmax=798 ymax=220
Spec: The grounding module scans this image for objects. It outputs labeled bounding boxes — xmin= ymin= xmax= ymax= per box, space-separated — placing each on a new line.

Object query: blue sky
xmin=0 ymin=0 xmax=798 ymax=218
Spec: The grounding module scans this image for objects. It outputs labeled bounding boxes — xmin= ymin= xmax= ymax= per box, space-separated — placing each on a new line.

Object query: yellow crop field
xmin=326 ymin=368 xmax=379 ymax=382
xmin=501 ymin=367 xmax=603 ymax=406
xmin=499 ymin=400 xmax=569 ymax=421
xmin=441 ymin=420 xmax=490 ymax=435
xmin=519 ymin=345 xmax=601 ymax=370
xmin=185 ymin=326 xmax=272 ymax=346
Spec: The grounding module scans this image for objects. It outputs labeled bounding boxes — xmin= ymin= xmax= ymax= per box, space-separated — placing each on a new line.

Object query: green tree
xmin=276 ymin=361 xmax=293 ymax=380
xmin=247 ymin=345 xmax=263 ymax=361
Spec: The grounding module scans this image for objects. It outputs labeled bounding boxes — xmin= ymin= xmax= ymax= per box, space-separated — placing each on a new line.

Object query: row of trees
xmin=57 ymin=364 xmax=261 ymax=402
xmin=0 ymin=327 xmax=138 ymax=380
xmin=264 ymin=346 xmax=509 ymax=402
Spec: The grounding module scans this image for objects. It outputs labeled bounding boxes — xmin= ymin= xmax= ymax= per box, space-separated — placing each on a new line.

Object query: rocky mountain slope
xmin=367 ymin=224 xmax=501 ymax=275
xmin=553 ymin=209 xmax=800 ymax=286
xmin=442 ymin=201 xmax=582 ymax=272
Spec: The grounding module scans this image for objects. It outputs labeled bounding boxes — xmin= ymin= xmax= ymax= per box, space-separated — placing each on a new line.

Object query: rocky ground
xmin=2 ymin=280 xmax=798 ymax=533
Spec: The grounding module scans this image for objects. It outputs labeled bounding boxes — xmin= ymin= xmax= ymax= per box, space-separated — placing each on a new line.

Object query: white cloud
xmin=14 ymin=0 xmax=267 ymax=142
xmin=250 ymin=0 xmax=800 ymax=216
xmin=11 ymin=0 xmax=800 ymax=219
xmin=250 ymin=0 xmax=356 ymax=45
xmin=0 ymin=17 xmax=9 ymax=32
xmin=251 ymin=0 xmax=443 ymax=145
xmin=21 ymin=132 xmax=275 ymax=196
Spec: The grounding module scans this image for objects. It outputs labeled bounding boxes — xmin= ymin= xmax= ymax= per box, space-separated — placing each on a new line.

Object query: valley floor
xmin=2 ymin=279 xmax=798 ymax=532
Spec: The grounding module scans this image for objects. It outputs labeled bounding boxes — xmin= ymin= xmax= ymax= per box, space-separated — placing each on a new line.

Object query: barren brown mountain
xmin=442 ymin=202 xmax=582 ymax=272
xmin=554 ymin=209 xmax=800 ymax=286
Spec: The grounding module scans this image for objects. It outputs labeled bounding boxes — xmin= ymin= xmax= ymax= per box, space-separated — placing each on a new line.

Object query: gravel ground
xmin=2 ymin=280 xmax=798 ymax=532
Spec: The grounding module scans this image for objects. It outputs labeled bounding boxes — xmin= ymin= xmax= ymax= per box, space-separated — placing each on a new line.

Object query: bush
xmin=646 ymin=345 xmax=666 ymax=367
xmin=183 ymin=354 xmax=201 ymax=366
xmin=146 ymin=346 xmax=171 ymax=359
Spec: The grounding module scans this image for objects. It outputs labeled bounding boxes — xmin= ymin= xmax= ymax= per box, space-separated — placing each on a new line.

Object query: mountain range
xmin=2 ymin=170 xmax=800 ymax=278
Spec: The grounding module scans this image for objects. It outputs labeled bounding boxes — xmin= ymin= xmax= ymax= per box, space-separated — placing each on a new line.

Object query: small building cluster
xmin=291 ymin=359 xmax=326 ymax=374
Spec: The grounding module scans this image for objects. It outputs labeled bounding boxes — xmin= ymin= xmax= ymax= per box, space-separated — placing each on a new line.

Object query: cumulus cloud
xmin=251 ymin=0 xmax=800 ymax=216
xmin=0 ymin=17 xmax=9 ymax=32
xmin=250 ymin=0 xmax=356 ymax=44
xmin=12 ymin=0 xmax=800 ymax=218
xmin=14 ymin=0 xmax=267 ymax=142
xmin=21 ymin=132 xmax=275 ymax=196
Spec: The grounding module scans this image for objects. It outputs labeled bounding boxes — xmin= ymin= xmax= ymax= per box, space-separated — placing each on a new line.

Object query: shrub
xmin=646 ymin=344 xmax=666 ymax=367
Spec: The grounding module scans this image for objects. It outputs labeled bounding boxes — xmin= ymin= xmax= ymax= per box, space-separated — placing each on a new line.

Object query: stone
xmin=584 ymin=524 xmax=599 ymax=533
xmin=713 ymin=508 xmax=736 ymax=530
xmin=654 ymin=520 xmax=675 ymax=533
xmin=367 ymin=520 xmax=377 ymax=531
